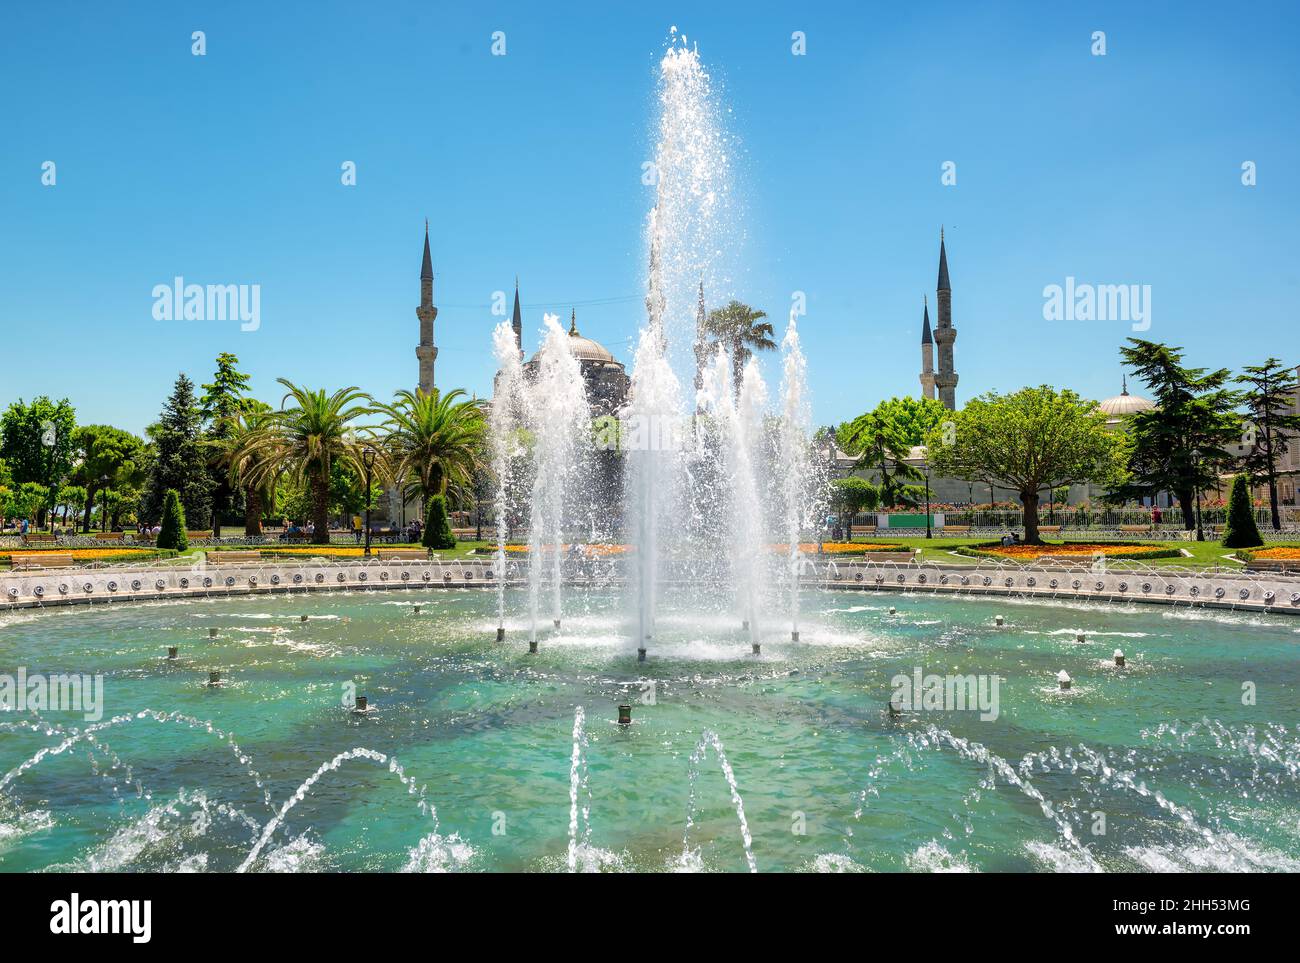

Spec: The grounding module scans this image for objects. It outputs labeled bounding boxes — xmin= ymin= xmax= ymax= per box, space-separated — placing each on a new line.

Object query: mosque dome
xmin=525 ymin=310 xmax=619 ymax=366
xmin=1097 ymin=378 xmax=1154 ymax=426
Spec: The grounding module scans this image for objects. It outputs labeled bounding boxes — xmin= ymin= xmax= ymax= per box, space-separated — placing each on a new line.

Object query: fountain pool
xmin=2 ymin=587 xmax=1298 ymax=872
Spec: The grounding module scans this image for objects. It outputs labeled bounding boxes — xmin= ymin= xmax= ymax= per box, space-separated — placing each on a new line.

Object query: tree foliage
xmin=157 ymin=488 xmax=188 ymax=552
xmin=926 ymin=386 xmax=1126 ymax=544
xmin=1108 ymin=339 xmax=1242 ymax=531
xmin=1221 ymin=473 xmax=1262 ymax=548
xmin=1235 ymin=358 xmax=1300 ymax=531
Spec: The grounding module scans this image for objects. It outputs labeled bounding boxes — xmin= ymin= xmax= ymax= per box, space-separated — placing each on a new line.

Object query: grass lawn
xmin=853 ymin=536 xmax=1257 ymax=570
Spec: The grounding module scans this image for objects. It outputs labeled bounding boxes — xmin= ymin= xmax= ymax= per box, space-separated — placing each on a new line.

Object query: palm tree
xmin=372 ymin=388 xmax=487 ymax=547
xmin=701 ymin=300 xmax=776 ymax=396
xmin=230 ymin=381 xmax=374 ymax=544
xmin=211 ymin=401 xmax=278 ymax=536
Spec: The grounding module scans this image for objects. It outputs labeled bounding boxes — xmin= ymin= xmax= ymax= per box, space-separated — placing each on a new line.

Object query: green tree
xmin=71 ymin=424 xmax=146 ymax=533
xmin=1221 ymin=473 xmax=1263 ymax=548
xmin=839 ymin=408 xmax=925 ymax=508
xmin=701 ymin=301 xmax=776 ymax=396
xmin=830 ymin=476 xmax=880 ymax=532
xmin=424 ymin=493 xmax=455 ymax=550
xmin=143 ymin=374 xmax=213 ymax=528
xmin=1109 ymin=340 xmax=1242 ymax=535
xmin=840 ymin=396 xmax=948 ymax=451
xmin=1235 ymin=358 xmax=1300 ymax=531
xmin=228 ymin=380 xmax=374 ymax=544
xmin=157 ymin=488 xmax=188 ymax=552
xmin=373 ymin=388 xmax=487 ymax=539
xmin=210 ymin=401 xmax=278 ymax=536
xmin=0 ymin=396 xmax=77 ymax=527
xmin=200 ymin=353 xmax=252 ymax=538
xmin=926 ymin=386 xmax=1126 ymax=544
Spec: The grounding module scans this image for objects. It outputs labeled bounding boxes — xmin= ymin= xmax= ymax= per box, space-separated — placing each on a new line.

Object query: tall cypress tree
xmin=1221 ymin=473 xmax=1263 ymax=548
xmin=1235 ymin=359 xmax=1300 ymax=531
xmin=1107 ymin=340 xmax=1242 ymax=537
xmin=143 ymin=374 xmax=213 ymax=527
xmin=199 ymin=353 xmax=251 ymax=538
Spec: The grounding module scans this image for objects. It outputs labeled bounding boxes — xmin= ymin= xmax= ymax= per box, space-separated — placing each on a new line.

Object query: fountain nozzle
xmin=207 ymin=670 xmax=222 ymax=688
xmin=637 ymin=647 xmax=647 ymax=662
xmin=1076 ymin=632 xmax=1086 ymax=643
xmin=529 ymin=640 xmax=538 ymax=654
xmin=553 ymin=618 xmax=561 ymax=630
xmin=208 ymin=627 xmax=218 ymax=639
xmin=496 ymin=626 xmax=506 ymax=642
xmin=617 ymin=704 xmax=632 ymax=726
xmin=167 ymin=646 xmax=178 ymax=660
xmin=995 ymin=615 xmax=1004 ymax=626
xmin=791 ymin=630 xmax=800 ymax=642
xmin=1114 ymin=649 xmax=1126 ymax=667
xmin=1057 ymin=670 xmax=1072 ymax=690
xmin=752 ymin=642 xmax=761 ymax=656
xmin=413 ymin=605 xmax=421 ymax=615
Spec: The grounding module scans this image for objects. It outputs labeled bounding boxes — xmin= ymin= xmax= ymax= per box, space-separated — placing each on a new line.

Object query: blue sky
xmin=2 ymin=1 xmax=1296 ymax=436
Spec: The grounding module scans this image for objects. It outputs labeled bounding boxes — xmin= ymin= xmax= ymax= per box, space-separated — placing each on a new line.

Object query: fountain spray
xmin=490 ymin=321 xmax=525 ymax=642
xmin=779 ymin=314 xmax=811 ymax=642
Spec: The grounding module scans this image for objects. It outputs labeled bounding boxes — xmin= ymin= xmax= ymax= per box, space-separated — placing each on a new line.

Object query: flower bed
xmin=502 ymin=544 xmax=632 ymax=556
xmin=1240 ymin=546 xmax=1300 ymax=560
xmin=955 ymin=542 xmax=1182 ymax=562
xmin=1 ymin=548 xmax=172 ymax=564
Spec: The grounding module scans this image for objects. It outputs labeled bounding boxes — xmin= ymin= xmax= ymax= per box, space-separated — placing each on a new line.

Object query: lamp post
xmin=362 ymin=446 xmax=376 ymax=557
xmin=924 ymin=460 xmax=932 ymax=539
xmin=99 ymin=474 xmax=109 ymax=534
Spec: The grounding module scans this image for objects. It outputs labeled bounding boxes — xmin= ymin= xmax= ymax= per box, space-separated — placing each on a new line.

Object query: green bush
xmin=157 ymin=489 xmax=188 ymax=552
xmin=1221 ymin=474 xmax=1263 ymax=548
xmin=423 ymin=495 xmax=456 ymax=550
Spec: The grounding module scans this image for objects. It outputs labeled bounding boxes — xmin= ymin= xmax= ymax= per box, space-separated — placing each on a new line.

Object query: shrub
xmin=423 ymin=495 xmax=456 ymax=550
xmin=157 ymin=489 xmax=188 ymax=552
xmin=1221 ymin=474 xmax=1263 ymax=548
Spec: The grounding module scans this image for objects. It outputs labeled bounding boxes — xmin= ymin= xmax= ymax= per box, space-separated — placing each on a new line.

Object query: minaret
xmin=919 ymin=296 xmax=936 ymax=401
xmin=416 ymin=220 xmax=438 ymax=394
xmin=511 ymin=278 xmax=523 ymax=359
xmin=933 ymin=228 xmax=958 ymax=409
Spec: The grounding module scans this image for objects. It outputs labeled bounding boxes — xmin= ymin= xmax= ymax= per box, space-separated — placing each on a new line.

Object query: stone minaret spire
xmin=416 ymin=220 xmax=438 ymax=394
xmin=933 ymin=228 xmax=958 ymax=410
xmin=511 ymin=277 xmax=523 ymax=359
xmin=919 ymin=295 xmax=936 ymax=401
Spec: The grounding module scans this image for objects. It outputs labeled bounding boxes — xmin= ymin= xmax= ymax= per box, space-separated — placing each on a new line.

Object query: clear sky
xmin=2 ymin=1 xmax=1296 ymax=436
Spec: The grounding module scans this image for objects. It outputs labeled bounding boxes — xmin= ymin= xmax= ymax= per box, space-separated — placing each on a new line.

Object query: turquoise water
xmin=1 ymin=587 xmax=1298 ymax=872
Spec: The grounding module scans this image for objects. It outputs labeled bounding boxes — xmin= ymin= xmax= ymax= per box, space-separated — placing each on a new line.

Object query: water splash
xmin=566 ymin=706 xmax=595 ymax=871
xmin=778 ymin=315 xmax=812 ymax=639
xmin=681 ymin=729 xmax=757 ymax=872
xmin=490 ymin=320 xmax=526 ymax=632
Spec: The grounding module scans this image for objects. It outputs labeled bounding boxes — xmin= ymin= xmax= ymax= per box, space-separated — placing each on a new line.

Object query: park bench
xmin=206 ymin=551 xmax=262 ymax=565
xmin=860 ymin=550 xmax=918 ymax=564
xmin=850 ymin=524 xmax=877 ymax=537
xmin=1118 ymin=525 xmax=1153 ymax=535
xmin=940 ymin=525 xmax=971 ymax=535
xmin=21 ymin=533 xmax=57 ymax=546
xmin=1245 ymin=559 xmax=1300 ymax=575
xmin=377 ymin=549 xmax=428 ymax=560
xmin=186 ymin=531 xmax=214 ymax=542
xmin=12 ymin=554 xmax=75 ymax=570
xmin=1037 ymin=525 xmax=1062 ymax=534
xmin=96 ymin=532 xmax=125 ymax=542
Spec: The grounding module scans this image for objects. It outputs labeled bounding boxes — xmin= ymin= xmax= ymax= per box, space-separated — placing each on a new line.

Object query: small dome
xmin=525 ymin=310 xmax=619 ymax=365
xmin=1097 ymin=390 xmax=1154 ymax=417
